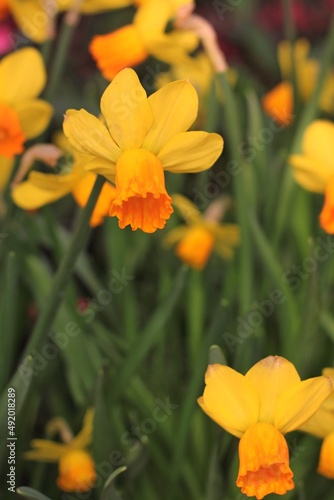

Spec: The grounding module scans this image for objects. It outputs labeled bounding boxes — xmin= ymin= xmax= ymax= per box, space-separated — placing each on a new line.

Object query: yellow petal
xmin=100 ymin=68 xmax=153 ymax=150
xmin=0 ymin=47 xmax=46 ymax=104
xmin=298 ymin=406 xmax=334 ymax=439
xmin=143 ymin=80 xmax=198 ymax=154
xmin=8 ymin=0 xmax=51 ymax=43
xmin=12 ymin=172 xmax=76 ymax=209
xmin=72 ymin=173 xmax=116 ymax=227
xmin=212 ymin=223 xmax=240 ymax=260
xmin=278 ymin=38 xmax=310 ymax=79
xmin=159 ymin=131 xmax=223 ymax=173
xmin=146 ymin=32 xmax=199 ymax=66
xmin=70 ymin=408 xmax=94 ymax=449
xmin=135 ymin=0 xmax=171 ymax=34
xmin=14 ymin=100 xmax=53 ymax=140
xmin=198 ymin=364 xmax=259 ymax=438
xmin=171 ymin=193 xmax=202 ymax=225
xmin=0 ymin=157 xmax=14 ymax=191
xmin=79 ymin=154 xmax=116 ymax=183
xmin=245 ymin=356 xmax=300 ymax=425
xmin=80 ymin=0 xmax=132 ymax=12
xmin=163 ymin=225 xmax=188 ymax=247
xmin=275 ymin=376 xmax=333 ymax=434
xmin=302 ymin=120 xmax=334 ymax=173
xmin=290 ymin=154 xmax=329 ymax=193
xmin=24 ymin=439 xmax=68 ymax=461
xmin=63 ymin=110 xmax=121 ymax=163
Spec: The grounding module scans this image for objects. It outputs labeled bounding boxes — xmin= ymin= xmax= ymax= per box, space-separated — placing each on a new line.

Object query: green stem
xmin=21 ymin=175 xmax=104 ymax=357
xmin=44 ymin=6 xmax=81 ymax=102
xmin=216 ymin=72 xmax=253 ymax=313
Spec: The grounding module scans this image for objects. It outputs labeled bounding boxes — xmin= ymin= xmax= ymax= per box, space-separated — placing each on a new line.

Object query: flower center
xmin=57 ymin=449 xmax=96 ymax=493
xmin=89 ymin=25 xmax=148 ymax=81
xmin=110 ymin=148 xmax=173 ymax=233
xmin=176 ymin=225 xmax=215 ymax=269
xmin=236 ymin=422 xmax=294 ymax=500
xmin=0 ymin=103 xmax=26 ymax=158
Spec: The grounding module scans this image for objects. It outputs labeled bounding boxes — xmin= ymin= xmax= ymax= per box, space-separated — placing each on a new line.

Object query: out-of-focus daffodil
xmin=198 ymin=356 xmax=332 ymax=499
xmin=289 ymin=120 xmax=334 ymax=233
xmin=165 ymin=194 xmax=239 ymax=269
xmin=0 ymin=0 xmax=9 ymax=20
xmin=63 ymin=68 xmax=223 ymax=233
xmin=89 ymin=0 xmax=198 ymax=81
xmin=7 ymin=0 xmax=139 ymax=43
xmin=262 ymin=39 xmax=334 ymax=126
xmin=299 ymin=368 xmax=334 ymax=480
xmin=0 ymin=47 xmax=52 ymax=190
xmin=12 ymin=144 xmax=116 ymax=227
xmin=25 ymin=409 xmax=96 ymax=493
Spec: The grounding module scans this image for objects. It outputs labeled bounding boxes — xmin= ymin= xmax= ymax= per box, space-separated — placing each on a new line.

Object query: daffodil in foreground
xmin=262 ymin=39 xmax=334 ymax=126
xmin=299 ymin=368 xmax=334 ymax=479
xmin=12 ymin=144 xmax=116 ymax=227
xmin=198 ymin=356 xmax=332 ymax=499
xmin=289 ymin=120 xmax=334 ymax=233
xmin=63 ymin=68 xmax=223 ymax=233
xmin=165 ymin=194 xmax=239 ymax=269
xmin=89 ymin=0 xmax=197 ymax=81
xmin=0 ymin=47 xmax=52 ymax=190
xmin=25 ymin=409 xmax=96 ymax=493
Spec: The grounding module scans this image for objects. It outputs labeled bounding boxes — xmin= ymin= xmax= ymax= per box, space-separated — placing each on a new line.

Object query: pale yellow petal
xmin=0 ymin=47 xmax=46 ymax=103
xmin=14 ymin=100 xmax=53 ymax=140
xmin=199 ymin=364 xmax=259 ymax=438
xmin=278 ymin=38 xmax=310 ymax=79
xmin=163 ymin=225 xmax=188 ymax=247
xmin=290 ymin=155 xmax=329 ymax=193
xmin=171 ymin=194 xmax=202 ymax=225
xmin=24 ymin=439 xmax=68 ymax=462
xmin=275 ymin=376 xmax=333 ymax=434
xmin=145 ymin=31 xmax=199 ymax=64
xmin=245 ymin=356 xmax=300 ymax=425
xmin=143 ymin=80 xmax=198 ymax=154
xmin=63 ymin=109 xmax=121 ymax=163
xmin=0 ymin=157 xmax=14 ymax=191
xmin=70 ymin=408 xmax=94 ymax=449
xmin=80 ymin=0 xmax=132 ymax=13
xmin=79 ymin=154 xmax=116 ymax=183
xmin=100 ymin=68 xmax=153 ymax=150
xmin=8 ymin=0 xmax=50 ymax=43
xmin=159 ymin=131 xmax=223 ymax=173
xmin=298 ymin=407 xmax=334 ymax=439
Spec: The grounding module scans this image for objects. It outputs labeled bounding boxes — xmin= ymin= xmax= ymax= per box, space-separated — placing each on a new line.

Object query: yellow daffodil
xmin=12 ymin=145 xmax=116 ymax=227
xmin=289 ymin=120 xmax=334 ymax=233
xmin=262 ymin=39 xmax=334 ymax=125
xmin=165 ymin=194 xmax=239 ymax=269
xmin=63 ymin=68 xmax=223 ymax=233
xmin=25 ymin=409 xmax=96 ymax=493
xmin=198 ymin=356 xmax=332 ymax=499
xmin=299 ymin=368 xmax=334 ymax=479
xmin=89 ymin=0 xmax=198 ymax=81
xmin=0 ymin=47 xmax=52 ymax=191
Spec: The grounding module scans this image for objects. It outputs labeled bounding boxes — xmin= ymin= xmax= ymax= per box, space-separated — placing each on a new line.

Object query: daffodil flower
xmin=289 ymin=120 xmax=334 ymax=233
xmin=0 ymin=47 xmax=53 ymax=190
xmin=262 ymin=39 xmax=334 ymax=126
xmin=12 ymin=146 xmax=116 ymax=227
xmin=63 ymin=68 xmax=223 ymax=233
xmin=25 ymin=409 xmax=96 ymax=493
xmin=89 ymin=0 xmax=198 ymax=81
xmin=165 ymin=194 xmax=239 ymax=269
xmin=299 ymin=368 xmax=334 ymax=479
xmin=198 ymin=356 xmax=332 ymax=499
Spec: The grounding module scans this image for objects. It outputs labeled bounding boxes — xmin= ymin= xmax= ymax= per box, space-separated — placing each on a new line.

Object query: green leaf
xmin=16 ymin=486 xmax=52 ymax=500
